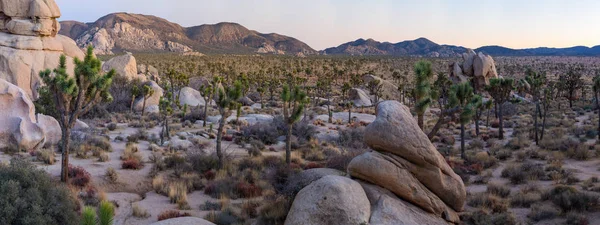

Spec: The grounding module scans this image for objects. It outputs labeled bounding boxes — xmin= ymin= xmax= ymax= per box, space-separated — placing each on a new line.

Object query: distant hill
xmin=59 ymin=13 xmax=317 ymax=55
xmin=324 ymin=38 xmax=600 ymax=57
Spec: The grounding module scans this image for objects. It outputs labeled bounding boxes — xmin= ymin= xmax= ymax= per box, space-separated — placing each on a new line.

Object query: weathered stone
xmin=36 ymin=114 xmax=61 ymax=147
xmin=149 ymin=217 xmax=215 ymax=225
xmin=362 ymin=74 xmax=401 ymax=100
xmin=102 ymin=53 xmax=146 ymax=81
xmin=283 ymin=168 xmax=346 ymax=195
xmin=349 ymin=88 xmax=372 ymax=107
xmin=133 ymin=81 xmax=164 ymax=112
xmin=362 ymin=101 xmax=465 ymax=211
xmin=0 ymin=78 xmax=44 ymax=150
xmin=179 ymin=87 xmax=205 ymax=107
xmin=284 ymin=175 xmax=371 ymax=225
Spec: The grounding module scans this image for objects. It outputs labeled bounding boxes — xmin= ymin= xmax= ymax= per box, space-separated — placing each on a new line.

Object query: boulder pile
xmin=449 ymin=49 xmax=498 ymax=91
xmin=285 ymin=101 xmax=465 ymax=225
xmin=0 ymin=0 xmax=84 ymax=99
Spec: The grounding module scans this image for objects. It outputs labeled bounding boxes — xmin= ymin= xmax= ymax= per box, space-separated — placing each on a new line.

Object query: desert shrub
xmin=564 ymin=213 xmax=589 ymax=225
xmin=543 ymin=185 xmax=600 ymax=212
xmin=132 ymin=203 xmax=150 ymax=218
xmin=105 ymin=167 xmax=118 ymax=183
xmin=168 ymin=182 xmax=189 ymax=209
xmin=566 ymin=144 xmax=592 ymax=160
xmin=467 ymin=193 xmax=508 ymax=213
xmin=206 ymin=208 xmax=242 ymax=225
xmin=69 ymin=165 xmax=91 ymax=187
xmin=528 ymin=204 xmax=560 ymax=221
xmin=238 ymin=158 xmax=263 ymax=171
xmin=257 ymin=195 xmax=292 ymax=225
xmin=98 ymin=152 xmax=110 ymax=162
xmin=35 ymin=149 xmax=56 ymax=165
xmin=501 ymin=162 xmax=545 ymax=184
xmin=510 ymin=192 xmax=541 ymax=207
xmin=337 ymin=127 xmax=367 ymax=149
xmin=122 ymin=158 xmax=143 ymax=170
xmin=487 ymin=183 xmax=511 ymax=198
xmin=157 ymin=210 xmax=191 ymax=221
xmin=89 ymin=135 xmax=112 ymax=152
xmin=505 ymin=134 xmax=530 ymax=150
xmin=469 ymin=139 xmax=486 ymax=150
xmin=471 ymin=152 xmax=498 ymax=169
xmin=241 ymin=123 xmax=279 ymax=145
xmin=107 ymin=123 xmax=117 ymax=131
xmin=188 ymin=152 xmax=219 ymax=173
xmin=200 ymin=200 xmax=222 ymax=211
xmin=463 ymin=210 xmax=516 ymax=225
xmin=0 ymin=158 xmax=80 ymax=225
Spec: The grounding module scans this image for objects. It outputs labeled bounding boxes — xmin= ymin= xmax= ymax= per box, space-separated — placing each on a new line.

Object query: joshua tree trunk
xmin=163 ymin=116 xmax=170 ymax=139
xmin=486 ymin=109 xmax=491 ymax=127
xmin=460 ymin=122 xmax=465 ymax=160
xmin=216 ymin=115 xmax=226 ymax=169
xmin=285 ymin=123 xmax=293 ymax=165
xmin=130 ymin=96 xmax=136 ymax=112
xmin=327 ymin=106 xmax=332 ymax=123
xmin=534 ymin=103 xmax=540 ymax=145
xmin=60 ymin=127 xmax=71 ymax=182
xmin=348 ymin=107 xmax=352 ymax=124
xmin=597 ymin=93 xmax=600 ymax=140
xmin=203 ymin=101 xmax=210 ymax=127
xmin=475 ymin=110 xmax=480 ymax=136
xmin=498 ymin=103 xmax=505 ymax=140
xmin=141 ymin=97 xmax=147 ymax=117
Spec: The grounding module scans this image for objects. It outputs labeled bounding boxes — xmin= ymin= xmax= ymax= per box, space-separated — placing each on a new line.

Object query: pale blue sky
xmin=56 ymin=0 xmax=600 ymax=50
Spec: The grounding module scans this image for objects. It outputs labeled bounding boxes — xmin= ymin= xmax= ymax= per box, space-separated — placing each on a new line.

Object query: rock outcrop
xmin=450 ymin=49 xmax=498 ymax=91
xmin=349 ymin=88 xmax=372 ymax=107
xmin=362 ymin=74 xmax=401 ymax=101
xmin=102 ymin=53 xmax=147 ymax=81
xmin=149 ymin=217 xmax=215 ymax=225
xmin=36 ymin=113 xmax=61 ymax=147
xmin=0 ymin=78 xmax=45 ymax=150
xmin=133 ymin=81 xmax=164 ymax=113
xmin=285 ymin=175 xmax=371 ymax=225
xmin=178 ymin=87 xmax=206 ymax=107
xmin=286 ymin=100 xmax=465 ymax=225
xmin=0 ymin=0 xmax=84 ymax=99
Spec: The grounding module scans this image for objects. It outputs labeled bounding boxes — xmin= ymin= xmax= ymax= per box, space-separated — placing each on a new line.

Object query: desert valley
xmin=2 ymin=1 xmax=600 ymax=225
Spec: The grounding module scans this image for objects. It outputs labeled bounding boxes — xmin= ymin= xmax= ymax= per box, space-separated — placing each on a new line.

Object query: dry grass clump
xmin=132 ymin=203 xmax=150 ymax=218
xmin=157 ymin=210 xmax=190 ymax=221
xmin=486 ymin=183 xmax=511 ymax=198
xmin=467 ymin=193 xmax=509 ymax=213
xmin=121 ymin=142 xmax=144 ymax=170
xmin=35 ymin=149 xmax=55 ymax=165
xmin=168 ymin=182 xmax=190 ymax=209
xmin=105 ymin=167 xmax=118 ymax=183
xmin=527 ymin=203 xmax=560 ymax=222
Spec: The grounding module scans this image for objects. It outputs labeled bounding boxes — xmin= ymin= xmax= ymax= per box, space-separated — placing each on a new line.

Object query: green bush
xmin=0 ymin=158 xmax=80 ymax=225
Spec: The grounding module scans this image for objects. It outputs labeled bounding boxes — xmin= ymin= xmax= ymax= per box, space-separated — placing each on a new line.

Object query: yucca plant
xmin=81 ymin=207 xmax=97 ymax=225
xmin=524 ymin=68 xmax=547 ymax=145
xmin=130 ymin=85 xmax=139 ymax=113
xmin=414 ymin=60 xmax=434 ymax=130
xmin=215 ymin=79 xmax=242 ymax=168
xmin=486 ymin=78 xmax=514 ymax=140
xmin=159 ymin=92 xmax=174 ymax=144
xmin=98 ymin=201 xmax=115 ymax=225
xmin=39 ymin=46 xmax=114 ymax=182
xmin=449 ymin=82 xmax=478 ymax=159
xmin=140 ymin=84 xmax=154 ymax=117
xmin=281 ymin=83 xmax=307 ymax=165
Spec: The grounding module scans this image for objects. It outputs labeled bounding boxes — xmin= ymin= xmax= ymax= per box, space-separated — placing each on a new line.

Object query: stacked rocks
xmin=449 ymin=49 xmax=498 ymax=91
xmin=285 ymin=101 xmax=466 ymax=225
xmin=0 ymin=0 xmax=84 ymax=99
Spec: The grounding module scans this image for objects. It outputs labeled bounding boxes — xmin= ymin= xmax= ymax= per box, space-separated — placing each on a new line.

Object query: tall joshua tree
xmin=449 ymin=82 xmax=477 ymax=159
xmin=593 ymin=75 xmax=600 ymax=140
xmin=414 ymin=60 xmax=434 ymax=130
xmin=281 ymin=84 xmax=307 ymax=165
xmin=486 ymin=78 xmax=514 ymax=140
xmin=215 ymin=80 xmax=242 ymax=169
xmin=130 ymin=85 xmax=139 ymax=113
xmin=562 ymin=67 xmax=583 ymax=108
xmin=199 ymin=77 xmax=218 ymax=127
xmin=140 ymin=84 xmax=154 ymax=117
xmin=39 ymin=46 xmax=114 ymax=182
xmin=524 ymin=69 xmax=546 ymax=145
xmin=159 ymin=93 xmax=173 ymax=144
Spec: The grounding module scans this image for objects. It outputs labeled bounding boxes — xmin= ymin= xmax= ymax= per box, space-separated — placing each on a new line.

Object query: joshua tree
xmin=449 ymin=82 xmax=477 ymax=159
xmin=165 ymin=69 xmax=189 ymax=106
xmin=199 ymin=78 xmax=218 ymax=127
xmin=341 ymin=82 xmax=354 ymax=123
xmin=316 ymin=78 xmax=334 ymax=123
xmin=140 ymin=84 xmax=154 ymax=117
xmin=256 ymin=86 xmax=265 ymax=109
xmin=484 ymin=99 xmax=494 ymax=128
xmin=486 ymin=78 xmax=514 ymax=140
xmin=414 ymin=60 xmax=434 ymax=130
xmin=561 ymin=67 xmax=583 ymax=108
xmin=130 ymin=85 xmax=139 ymax=113
xmin=281 ymin=84 xmax=307 ymax=165
xmin=427 ymin=72 xmax=455 ymax=139
xmin=159 ymin=93 xmax=173 ymax=144
xmin=39 ymin=46 xmax=114 ymax=182
xmin=215 ymin=80 xmax=242 ymax=169
xmin=524 ymin=69 xmax=546 ymax=145
xmin=367 ymin=79 xmax=383 ymax=104
xmin=593 ymin=75 xmax=600 ymax=140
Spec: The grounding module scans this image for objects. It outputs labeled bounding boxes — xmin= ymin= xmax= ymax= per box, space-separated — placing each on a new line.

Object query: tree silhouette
xmin=486 ymin=78 xmax=514 ymax=140
xmin=39 ymin=46 xmax=114 ymax=182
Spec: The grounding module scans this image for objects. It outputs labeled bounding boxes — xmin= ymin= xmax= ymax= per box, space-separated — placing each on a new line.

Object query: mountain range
xmin=60 ymin=13 xmax=600 ymax=57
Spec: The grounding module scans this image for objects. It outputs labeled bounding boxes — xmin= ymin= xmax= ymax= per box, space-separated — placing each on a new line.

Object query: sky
xmin=56 ymin=0 xmax=600 ymax=50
